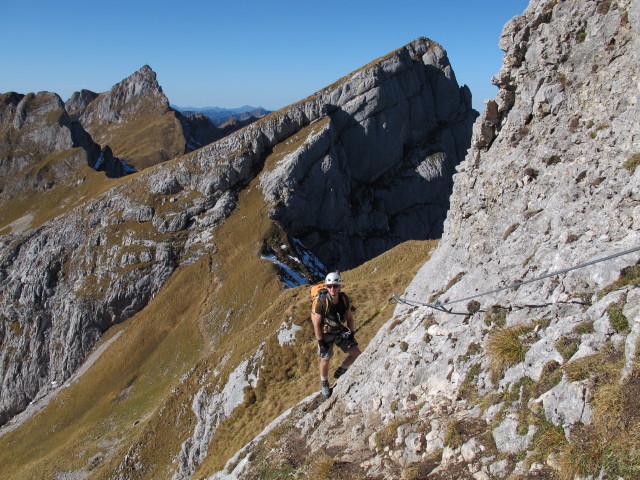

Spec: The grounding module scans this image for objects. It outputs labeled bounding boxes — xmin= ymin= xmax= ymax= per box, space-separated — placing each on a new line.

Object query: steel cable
xmin=393 ymin=245 xmax=640 ymax=310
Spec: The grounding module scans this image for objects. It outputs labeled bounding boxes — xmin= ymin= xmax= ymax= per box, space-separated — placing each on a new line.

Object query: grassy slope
xmin=194 ymin=237 xmax=438 ymax=478
xmin=82 ymin=94 xmax=187 ymax=171
xmin=103 ymin=112 xmax=187 ymax=170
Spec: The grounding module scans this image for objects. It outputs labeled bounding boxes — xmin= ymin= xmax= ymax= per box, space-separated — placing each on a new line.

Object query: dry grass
xmin=550 ymin=347 xmax=640 ymax=478
xmin=375 ymin=419 xmax=402 ymax=451
xmin=443 ymin=418 xmax=486 ymax=450
xmin=307 ymin=450 xmax=337 ymax=480
xmin=556 ymin=336 xmax=580 ymax=361
xmin=531 ymin=420 xmax=568 ymax=461
xmin=102 ymin=111 xmax=186 ymax=169
xmin=563 ymin=344 xmax=623 ymax=383
xmin=486 ymin=325 xmax=532 ymax=378
xmin=508 ymin=343 xmax=640 ymax=477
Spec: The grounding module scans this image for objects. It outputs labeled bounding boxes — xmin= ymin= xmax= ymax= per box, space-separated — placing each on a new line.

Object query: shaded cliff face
xmin=0 ymin=36 xmax=474 ymax=478
xmin=215 ymin=1 xmax=640 ymax=479
xmin=260 ymin=38 xmax=477 ymax=269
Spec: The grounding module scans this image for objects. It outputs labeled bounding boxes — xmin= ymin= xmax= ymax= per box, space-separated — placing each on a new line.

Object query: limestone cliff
xmin=0 ymin=91 xmax=98 ymax=196
xmin=259 ymin=38 xmax=476 ymax=269
xmin=213 ymin=1 xmax=640 ymax=479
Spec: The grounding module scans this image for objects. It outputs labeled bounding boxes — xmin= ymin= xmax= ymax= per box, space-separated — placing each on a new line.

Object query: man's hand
xmin=341 ymin=330 xmax=355 ymax=341
xmin=341 ymin=331 xmax=357 ymax=348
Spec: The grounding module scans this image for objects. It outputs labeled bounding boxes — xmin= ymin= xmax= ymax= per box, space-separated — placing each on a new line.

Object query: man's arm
xmin=346 ymin=309 xmax=355 ymax=331
xmin=312 ymin=312 xmax=324 ymax=340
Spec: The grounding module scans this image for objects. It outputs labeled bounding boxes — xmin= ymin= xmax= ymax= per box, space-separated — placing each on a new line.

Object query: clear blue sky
xmin=1 ymin=0 xmax=529 ymax=113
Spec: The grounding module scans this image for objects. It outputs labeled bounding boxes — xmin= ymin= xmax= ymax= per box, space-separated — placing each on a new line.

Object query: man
xmin=311 ymin=271 xmax=361 ymax=399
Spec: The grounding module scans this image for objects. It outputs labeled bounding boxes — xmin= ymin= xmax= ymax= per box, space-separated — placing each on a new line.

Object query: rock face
xmin=65 ymin=66 xmax=260 ymax=171
xmin=0 ymin=37 xmax=474 ymax=433
xmin=65 ymin=89 xmax=99 ymax=118
xmin=70 ymin=65 xmax=187 ymax=170
xmin=0 ymin=91 xmax=99 ymax=196
xmin=259 ymin=38 xmax=477 ymax=269
xmin=214 ymin=1 xmax=640 ymax=479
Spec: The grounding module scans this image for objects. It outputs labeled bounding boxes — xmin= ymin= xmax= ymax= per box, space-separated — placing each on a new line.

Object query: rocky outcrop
xmin=160 ymin=37 xmax=476 ymax=271
xmin=0 ymin=91 xmax=99 ymax=195
xmin=0 ymin=194 xmax=179 ymax=425
xmin=171 ymin=347 xmax=264 ymax=480
xmin=65 ymin=89 xmax=98 ymax=119
xmin=259 ymin=39 xmax=477 ymax=269
xmin=71 ymin=65 xmax=187 ymax=170
xmin=78 ymin=65 xmax=170 ymax=126
xmin=213 ymin=1 xmax=640 ymax=479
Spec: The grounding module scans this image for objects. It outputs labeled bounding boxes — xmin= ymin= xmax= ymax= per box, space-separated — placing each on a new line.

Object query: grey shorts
xmin=318 ymin=332 xmax=358 ymax=359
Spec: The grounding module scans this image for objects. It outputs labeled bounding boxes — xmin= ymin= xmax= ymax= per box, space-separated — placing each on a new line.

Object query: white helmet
xmin=325 ymin=271 xmax=343 ymax=286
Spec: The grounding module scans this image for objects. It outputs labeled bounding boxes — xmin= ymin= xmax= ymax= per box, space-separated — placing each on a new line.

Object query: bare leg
xmin=342 ymin=346 xmax=361 ymax=367
xmin=320 ymin=358 xmax=330 ymax=377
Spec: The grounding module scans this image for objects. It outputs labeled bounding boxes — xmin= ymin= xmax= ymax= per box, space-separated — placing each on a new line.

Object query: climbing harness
xmin=393 ymin=245 xmax=640 ymax=313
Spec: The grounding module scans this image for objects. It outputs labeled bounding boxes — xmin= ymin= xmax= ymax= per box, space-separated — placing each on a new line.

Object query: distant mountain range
xmin=171 ymin=104 xmax=271 ymax=126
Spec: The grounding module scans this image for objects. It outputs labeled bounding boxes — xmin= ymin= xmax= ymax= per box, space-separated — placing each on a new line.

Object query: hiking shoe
xmin=321 ymin=380 xmax=332 ymax=399
xmin=333 ymin=366 xmax=347 ymax=379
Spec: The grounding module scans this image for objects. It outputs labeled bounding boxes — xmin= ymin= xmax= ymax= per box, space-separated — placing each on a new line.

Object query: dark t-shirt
xmin=313 ymin=292 xmax=350 ymax=332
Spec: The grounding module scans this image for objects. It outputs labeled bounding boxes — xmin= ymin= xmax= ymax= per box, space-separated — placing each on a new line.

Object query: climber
xmin=311 ymin=271 xmax=361 ymax=399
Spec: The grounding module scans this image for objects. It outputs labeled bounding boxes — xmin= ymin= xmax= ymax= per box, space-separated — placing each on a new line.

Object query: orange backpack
xmin=310 ymin=282 xmax=329 ymax=313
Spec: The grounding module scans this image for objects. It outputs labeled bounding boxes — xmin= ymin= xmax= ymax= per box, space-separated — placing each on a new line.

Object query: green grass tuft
xmin=607 ymin=301 xmax=630 ymax=333
xmin=623 ymin=153 xmax=640 ymax=174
